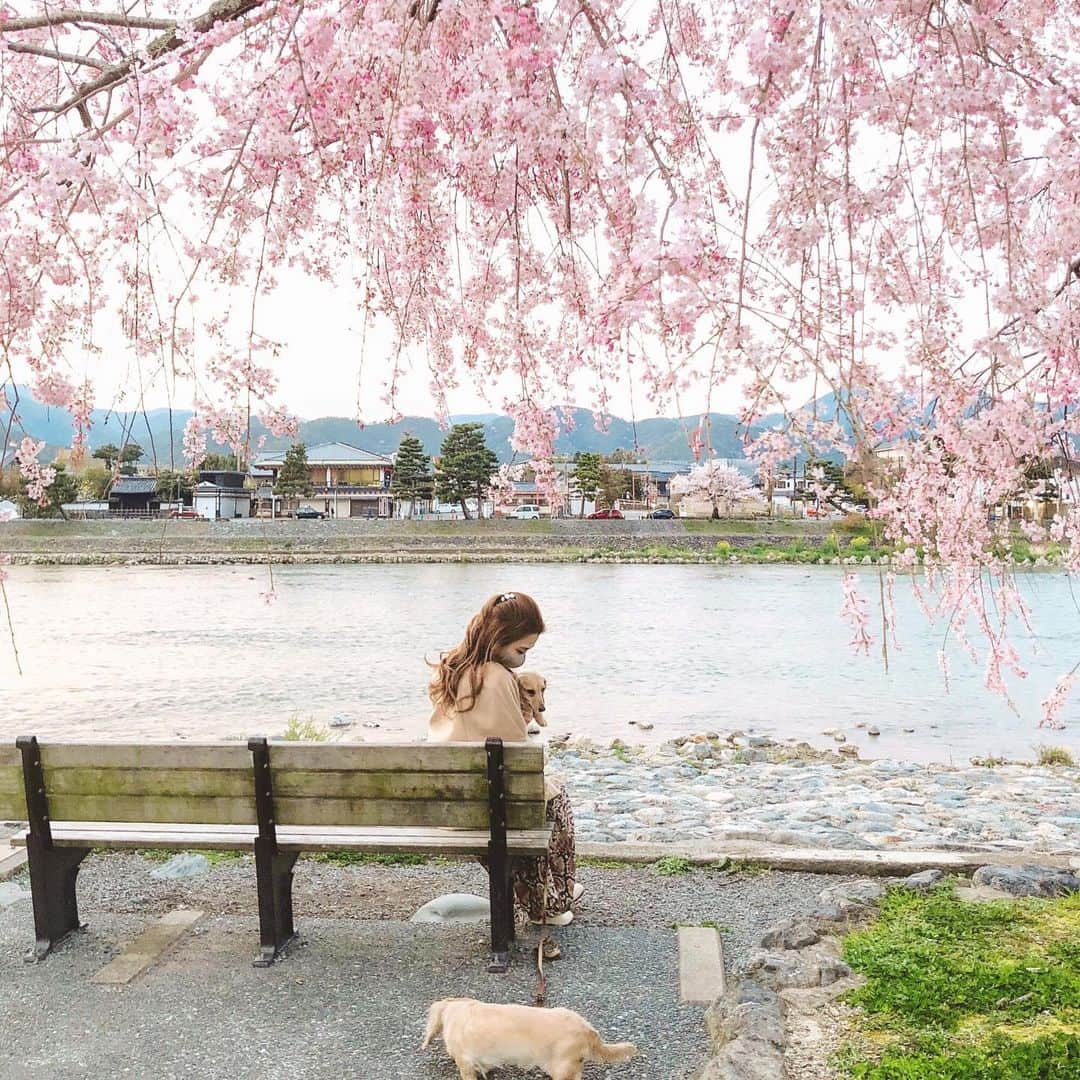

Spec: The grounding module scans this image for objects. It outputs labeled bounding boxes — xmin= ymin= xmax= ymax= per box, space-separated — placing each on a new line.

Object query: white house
xmin=193 ymin=469 xmax=251 ymax=520
xmin=252 ymin=442 xmax=394 ymax=518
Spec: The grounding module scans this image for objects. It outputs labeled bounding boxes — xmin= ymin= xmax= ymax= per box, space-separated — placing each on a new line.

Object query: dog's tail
xmin=421 ymin=1000 xmax=447 ymax=1049
xmin=588 ymin=1031 xmax=637 ymax=1064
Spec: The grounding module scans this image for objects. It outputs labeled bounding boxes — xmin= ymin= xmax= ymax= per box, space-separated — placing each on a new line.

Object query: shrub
xmin=848 ymin=535 xmax=871 ymax=552
xmin=1036 ymin=745 xmax=1076 ymax=767
xmin=281 ymin=715 xmax=329 ymax=741
xmin=838 ymin=513 xmax=872 ymax=534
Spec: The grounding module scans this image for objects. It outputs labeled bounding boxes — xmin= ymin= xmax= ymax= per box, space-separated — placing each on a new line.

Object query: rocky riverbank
xmin=549 ymin=735 xmax=1080 ymax=854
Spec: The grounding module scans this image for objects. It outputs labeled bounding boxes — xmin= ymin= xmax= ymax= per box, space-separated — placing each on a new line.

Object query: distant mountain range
xmin=2 ymin=383 xmax=844 ymax=466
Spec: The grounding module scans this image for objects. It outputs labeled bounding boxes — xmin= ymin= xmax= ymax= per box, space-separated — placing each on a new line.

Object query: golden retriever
xmin=517 ymin=670 xmax=547 ymax=728
xmin=422 ymin=997 xmax=636 ymax=1080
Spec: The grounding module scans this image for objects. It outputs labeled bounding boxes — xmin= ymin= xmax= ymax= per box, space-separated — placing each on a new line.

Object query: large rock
xmin=817 ymin=879 xmax=884 ymax=909
xmin=971 ymin=865 xmax=1080 ymax=898
xmin=149 ymin=853 xmax=210 ymax=880
xmin=410 ymin=893 xmax=490 ymax=924
xmin=743 ymin=942 xmax=852 ymax=991
xmin=758 ymin=920 xmax=820 ymax=951
xmin=902 ymin=869 xmax=945 ymax=891
xmin=0 ymin=881 xmax=28 ymax=909
xmin=698 ymin=981 xmax=786 ymax=1080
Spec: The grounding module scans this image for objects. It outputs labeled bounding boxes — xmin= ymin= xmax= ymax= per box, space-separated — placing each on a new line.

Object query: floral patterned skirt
xmin=510 ymin=789 xmax=577 ymax=920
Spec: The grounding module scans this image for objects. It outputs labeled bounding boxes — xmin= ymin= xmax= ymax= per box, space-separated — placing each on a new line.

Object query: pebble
xmin=551 ymin=738 xmax=1080 ymax=852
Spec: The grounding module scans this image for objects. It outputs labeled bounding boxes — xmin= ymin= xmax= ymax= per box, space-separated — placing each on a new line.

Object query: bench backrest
xmin=0 ymin=741 xmax=547 ymax=830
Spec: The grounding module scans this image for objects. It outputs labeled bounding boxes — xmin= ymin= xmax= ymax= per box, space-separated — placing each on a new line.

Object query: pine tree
xmin=275 ymin=442 xmax=314 ymax=496
xmin=390 ymin=433 xmax=434 ymax=518
xmin=571 ymin=451 xmax=603 ymax=517
xmin=434 ymin=423 xmax=498 ymax=519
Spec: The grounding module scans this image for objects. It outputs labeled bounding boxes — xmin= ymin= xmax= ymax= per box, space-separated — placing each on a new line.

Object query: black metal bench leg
xmin=487 ymin=860 xmax=512 ymax=974
xmin=253 ymin=840 xmax=298 ymax=967
xmin=24 ymin=838 xmax=90 ymax=963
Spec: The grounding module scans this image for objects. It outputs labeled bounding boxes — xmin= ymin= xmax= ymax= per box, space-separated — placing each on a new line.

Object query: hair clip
xmin=498 ymin=592 xmax=517 ymax=603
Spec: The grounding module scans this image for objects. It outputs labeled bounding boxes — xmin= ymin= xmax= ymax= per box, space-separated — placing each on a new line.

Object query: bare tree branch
xmin=0 ymin=10 xmax=175 ymax=32
xmin=25 ymin=0 xmax=269 ymax=117
xmin=7 ymin=42 xmax=109 ymax=70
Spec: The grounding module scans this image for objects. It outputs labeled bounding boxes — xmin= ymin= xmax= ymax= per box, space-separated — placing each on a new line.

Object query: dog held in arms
xmin=423 ymin=998 xmax=636 ymax=1079
xmin=517 ymin=670 xmax=547 ymax=730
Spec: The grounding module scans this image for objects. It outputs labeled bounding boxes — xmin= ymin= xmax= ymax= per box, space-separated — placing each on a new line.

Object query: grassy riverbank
xmin=0 ymin=516 xmax=1065 ymax=566
xmin=838 ymin=885 xmax=1080 ymax=1077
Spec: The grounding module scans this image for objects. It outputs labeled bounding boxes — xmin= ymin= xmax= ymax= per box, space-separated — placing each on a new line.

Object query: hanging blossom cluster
xmin=0 ymin=1 xmax=1079 ymax=720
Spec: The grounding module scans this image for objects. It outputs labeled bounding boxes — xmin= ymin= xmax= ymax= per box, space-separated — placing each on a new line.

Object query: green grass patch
xmin=838 ymin=886 xmax=1080 ymax=1078
xmin=652 ymin=855 xmax=696 ymax=876
xmin=126 ymin=848 xmax=245 ymax=865
xmin=577 ymin=856 xmax=633 ymax=870
xmin=304 ymin=851 xmax=438 ymax=867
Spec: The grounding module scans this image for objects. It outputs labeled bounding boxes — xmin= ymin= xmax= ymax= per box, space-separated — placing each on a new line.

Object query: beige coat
xmin=428 ymin=661 xmax=529 ymax=744
xmin=429 ymin=662 xmax=558 ymax=800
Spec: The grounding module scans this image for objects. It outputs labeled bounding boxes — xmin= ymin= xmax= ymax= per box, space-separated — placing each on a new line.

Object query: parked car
xmin=168 ymin=509 xmax=200 ymax=519
xmin=587 ymin=508 xmax=624 ymax=519
xmin=509 ymin=504 xmax=542 ymax=520
xmin=647 ymin=508 xmax=675 ymax=519
xmin=295 ymin=507 xmax=326 ymax=519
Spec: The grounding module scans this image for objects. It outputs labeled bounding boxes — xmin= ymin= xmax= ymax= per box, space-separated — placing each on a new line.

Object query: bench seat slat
xmin=0 ymin=765 xmax=26 ymax=820
xmin=265 ymin=742 xmax=545 ymax=773
xmin=24 ymin=741 xmax=545 ymax=773
xmin=29 ymin=767 xmax=544 ymax=803
xmin=11 ymin=823 xmax=552 ymax=857
xmin=275 ymin=797 xmax=545 ymax=830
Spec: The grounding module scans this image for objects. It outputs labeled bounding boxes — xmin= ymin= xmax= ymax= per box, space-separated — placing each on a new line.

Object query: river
xmin=1 ymin=563 xmax=1077 ymax=764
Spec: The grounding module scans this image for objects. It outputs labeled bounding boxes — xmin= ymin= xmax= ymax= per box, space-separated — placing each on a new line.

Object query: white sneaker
xmin=572 ymin=882 xmax=585 ymax=902
xmin=531 ymin=909 xmax=574 ymax=927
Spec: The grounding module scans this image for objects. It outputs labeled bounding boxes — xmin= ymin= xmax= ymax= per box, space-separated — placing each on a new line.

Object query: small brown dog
xmin=422 ymin=997 xmax=636 ymax=1080
xmin=516 ymin=670 xmax=547 ymax=727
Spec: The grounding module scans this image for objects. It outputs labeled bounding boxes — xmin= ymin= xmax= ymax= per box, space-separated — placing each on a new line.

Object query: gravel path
xmin=67 ymin=852 xmax=838 ymax=975
xmin=0 ymin=855 xmax=845 ymax=1079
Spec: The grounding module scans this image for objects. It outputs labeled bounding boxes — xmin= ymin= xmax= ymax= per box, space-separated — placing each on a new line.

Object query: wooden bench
xmin=0 ymin=736 xmax=551 ymax=972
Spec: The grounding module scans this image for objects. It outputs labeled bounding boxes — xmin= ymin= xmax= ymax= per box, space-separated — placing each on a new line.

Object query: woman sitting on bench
xmin=428 ymin=591 xmax=582 ymax=926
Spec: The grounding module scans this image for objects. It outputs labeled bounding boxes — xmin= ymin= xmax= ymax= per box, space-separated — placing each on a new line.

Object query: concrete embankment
xmin=1 ymin=517 xmax=839 ymax=565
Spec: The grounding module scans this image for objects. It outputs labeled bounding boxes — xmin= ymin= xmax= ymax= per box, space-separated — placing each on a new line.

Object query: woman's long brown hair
xmin=429 ymin=592 xmax=546 ymax=713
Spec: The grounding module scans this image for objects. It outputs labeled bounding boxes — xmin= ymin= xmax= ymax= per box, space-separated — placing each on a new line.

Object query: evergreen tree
xmin=274 ymin=442 xmax=314 ymax=496
xmin=201 ymin=451 xmax=247 ymax=471
xmin=434 ymin=423 xmax=498 ymax=519
xmin=91 ymin=443 xmax=120 ymax=470
xmin=390 ymin=433 xmax=434 ymax=518
xmin=154 ymin=468 xmax=196 ymax=504
xmin=598 ymin=464 xmax=631 ymax=509
xmin=806 ymin=457 xmax=853 ymax=509
xmin=571 ymin=451 xmax=603 ymax=517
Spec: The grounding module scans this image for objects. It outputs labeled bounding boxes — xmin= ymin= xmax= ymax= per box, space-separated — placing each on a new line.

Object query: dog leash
xmin=533 ymin=856 xmax=549 ymax=1006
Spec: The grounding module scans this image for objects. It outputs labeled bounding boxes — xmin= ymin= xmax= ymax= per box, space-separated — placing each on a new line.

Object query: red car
xmin=587 ymin=508 xmax=624 ymax=519
xmin=169 ymin=509 xmax=200 ymax=519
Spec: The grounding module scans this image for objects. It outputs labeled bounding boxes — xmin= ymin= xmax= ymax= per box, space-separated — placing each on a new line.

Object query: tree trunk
xmin=460 ymin=496 xmax=470 ymax=519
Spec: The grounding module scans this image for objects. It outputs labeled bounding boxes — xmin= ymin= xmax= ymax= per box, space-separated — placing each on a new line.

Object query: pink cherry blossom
xmin=0 ymin=1 xmax=1078 ymax=724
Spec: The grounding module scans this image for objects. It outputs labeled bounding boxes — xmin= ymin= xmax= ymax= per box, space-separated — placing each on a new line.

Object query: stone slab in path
xmin=91 ymin=908 xmax=204 ymax=985
xmin=0 ymin=907 xmax=707 ymax=1079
